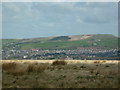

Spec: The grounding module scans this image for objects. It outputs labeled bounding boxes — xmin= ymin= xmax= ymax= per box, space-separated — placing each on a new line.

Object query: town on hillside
xmin=2 ymin=35 xmax=120 ymax=60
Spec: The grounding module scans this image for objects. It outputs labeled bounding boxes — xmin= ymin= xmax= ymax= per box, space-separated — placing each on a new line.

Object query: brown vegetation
xmin=2 ymin=60 xmax=119 ymax=88
xmin=2 ymin=62 xmax=17 ymax=71
xmin=2 ymin=62 xmax=47 ymax=76
xmin=52 ymin=60 xmax=67 ymax=65
xmin=27 ymin=64 xmax=47 ymax=73
xmin=94 ymin=61 xmax=100 ymax=64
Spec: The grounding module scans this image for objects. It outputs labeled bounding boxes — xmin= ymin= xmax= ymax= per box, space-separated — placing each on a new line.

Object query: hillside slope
xmin=2 ymin=34 xmax=118 ymax=49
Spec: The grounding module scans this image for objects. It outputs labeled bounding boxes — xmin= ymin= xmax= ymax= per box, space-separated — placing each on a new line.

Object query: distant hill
xmin=2 ymin=34 xmax=119 ymax=50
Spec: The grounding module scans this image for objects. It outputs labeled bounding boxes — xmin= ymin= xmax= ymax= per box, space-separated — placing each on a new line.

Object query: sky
xmin=2 ymin=2 xmax=118 ymax=39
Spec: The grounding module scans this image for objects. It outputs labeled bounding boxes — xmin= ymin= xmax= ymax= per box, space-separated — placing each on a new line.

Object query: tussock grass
xmin=27 ymin=65 xmax=34 ymax=73
xmin=102 ymin=60 xmax=106 ymax=63
xmin=52 ymin=60 xmax=67 ymax=65
xmin=94 ymin=61 xmax=100 ymax=64
xmin=2 ymin=62 xmax=17 ymax=71
xmin=2 ymin=61 xmax=47 ymax=76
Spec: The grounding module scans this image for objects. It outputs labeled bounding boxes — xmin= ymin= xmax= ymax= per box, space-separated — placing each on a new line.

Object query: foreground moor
xmin=2 ymin=60 xmax=119 ymax=88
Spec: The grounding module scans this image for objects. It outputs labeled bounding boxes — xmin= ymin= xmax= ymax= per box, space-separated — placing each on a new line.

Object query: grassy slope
xmin=2 ymin=34 xmax=119 ymax=49
xmin=21 ymin=40 xmax=92 ymax=49
xmin=88 ymin=34 xmax=118 ymax=47
xmin=20 ymin=34 xmax=118 ymax=49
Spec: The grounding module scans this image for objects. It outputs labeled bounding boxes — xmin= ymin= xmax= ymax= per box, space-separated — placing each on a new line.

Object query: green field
xmin=2 ymin=34 xmax=119 ymax=49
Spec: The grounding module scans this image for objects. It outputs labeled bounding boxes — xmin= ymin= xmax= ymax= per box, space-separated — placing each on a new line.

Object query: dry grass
xmin=52 ymin=60 xmax=67 ymax=66
xmin=27 ymin=64 xmax=47 ymax=73
xmin=2 ymin=61 xmax=47 ymax=76
xmin=94 ymin=61 xmax=100 ymax=64
xmin=2 ymin=62 xmax=17 ymax=71
xmin=2 ymin=60 xmax=119 ymax=88
xmin=9 ymin=69 xmax=27 ymax=76
xmin=102 ymin=60 xmax=106 ymax=63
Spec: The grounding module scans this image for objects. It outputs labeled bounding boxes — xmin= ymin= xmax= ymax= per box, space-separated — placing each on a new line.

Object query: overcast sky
xmin=2 ymin=2 xmax=118 ymax=39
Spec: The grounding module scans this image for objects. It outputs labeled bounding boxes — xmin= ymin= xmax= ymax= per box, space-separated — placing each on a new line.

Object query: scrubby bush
xmin=52 ymin=60 xmax=67 ymax=65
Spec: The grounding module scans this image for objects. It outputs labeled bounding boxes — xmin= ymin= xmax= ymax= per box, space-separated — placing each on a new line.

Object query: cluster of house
xmin=2 ymin=47 xmax=120 ymax=60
